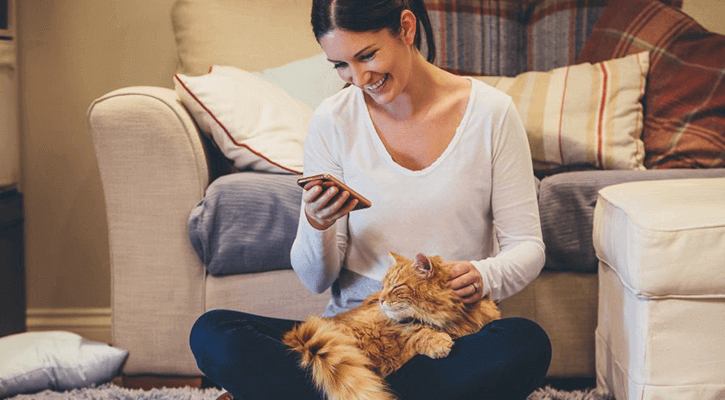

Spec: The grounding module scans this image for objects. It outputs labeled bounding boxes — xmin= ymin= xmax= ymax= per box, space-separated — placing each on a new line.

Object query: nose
xmin=348 ymin=64 xmax=369 ymax=88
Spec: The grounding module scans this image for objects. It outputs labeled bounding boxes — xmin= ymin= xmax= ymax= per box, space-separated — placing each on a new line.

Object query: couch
xmin=87 ymin=0 xmax=725 ymax=380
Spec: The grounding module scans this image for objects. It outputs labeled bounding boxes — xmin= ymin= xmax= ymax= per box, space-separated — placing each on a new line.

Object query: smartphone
xmin=297 ymin=174 xmax=372 ymax=211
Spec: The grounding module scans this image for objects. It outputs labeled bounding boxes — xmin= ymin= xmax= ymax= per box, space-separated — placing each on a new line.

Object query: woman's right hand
xmin=302 ymin=180 xmax=359 ymax=231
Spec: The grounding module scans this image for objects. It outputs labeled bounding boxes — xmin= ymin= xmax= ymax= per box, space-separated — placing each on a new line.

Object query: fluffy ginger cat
xmin=283 ymin=252 xmax=501 ymax=400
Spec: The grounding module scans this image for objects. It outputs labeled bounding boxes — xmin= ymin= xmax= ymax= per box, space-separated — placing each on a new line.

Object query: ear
xmin=399 ymin=9 xmax=417 ymax=46
xmin=389 ymin=251 xmax=408 ymax=265
xmin=414 ymin=253 xmax=433 ymax=279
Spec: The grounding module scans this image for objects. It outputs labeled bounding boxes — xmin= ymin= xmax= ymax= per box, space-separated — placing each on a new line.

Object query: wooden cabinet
xmin=0 ymin=187 xmax=24 ymax=337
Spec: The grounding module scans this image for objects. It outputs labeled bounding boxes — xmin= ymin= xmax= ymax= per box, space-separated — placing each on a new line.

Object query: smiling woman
xmin=191 ymin=1 xmax=551 ymax=399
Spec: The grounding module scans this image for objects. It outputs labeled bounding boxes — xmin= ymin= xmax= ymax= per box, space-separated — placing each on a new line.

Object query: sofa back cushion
xmin=424 ymin=0 xmax=681 ymax=77
xmin=172 ymin=0 xmax=321 ymax=75
xmin=171 ymin=0 xmax=682 ymax=78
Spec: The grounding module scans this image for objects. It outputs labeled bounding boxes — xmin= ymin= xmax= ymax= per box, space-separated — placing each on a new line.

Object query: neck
xmin=370 ymin=52 xmax=439 ymax=120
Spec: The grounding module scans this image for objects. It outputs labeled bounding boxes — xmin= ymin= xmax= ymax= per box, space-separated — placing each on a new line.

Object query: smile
xmin=365 ymin=74 xmax=388 ymax=92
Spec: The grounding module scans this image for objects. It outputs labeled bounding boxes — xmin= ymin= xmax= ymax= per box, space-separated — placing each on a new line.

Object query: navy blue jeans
xmin=190 ymin=310 xmax=551 ymax=400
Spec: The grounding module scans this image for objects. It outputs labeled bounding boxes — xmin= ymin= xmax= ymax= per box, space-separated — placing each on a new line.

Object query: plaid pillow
xmin=424 ymin=0 xmax=681 ymax=77
xmin=577 ymin=0 xmax=725 ymax=169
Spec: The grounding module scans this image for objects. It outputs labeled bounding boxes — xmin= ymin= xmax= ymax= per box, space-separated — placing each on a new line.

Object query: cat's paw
xmin=424 ymin=333 xmax=453 ymax=359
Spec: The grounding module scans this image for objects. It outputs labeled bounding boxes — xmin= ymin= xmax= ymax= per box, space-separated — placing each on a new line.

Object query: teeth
xmin=365 ymin=74 xmax=387 ymax=91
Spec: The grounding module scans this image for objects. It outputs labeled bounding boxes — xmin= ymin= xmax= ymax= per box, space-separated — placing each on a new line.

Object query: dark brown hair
xmin=311 ymin=0 xmax=436 ymax=63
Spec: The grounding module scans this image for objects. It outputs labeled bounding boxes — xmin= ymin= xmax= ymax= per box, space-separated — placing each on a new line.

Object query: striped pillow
xmin=474 ymin=52 xmax=649 ymax=170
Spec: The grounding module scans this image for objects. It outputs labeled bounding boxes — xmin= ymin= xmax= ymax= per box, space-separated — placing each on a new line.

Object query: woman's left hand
xmin=445 ymin=261 xmax=485 ymax=304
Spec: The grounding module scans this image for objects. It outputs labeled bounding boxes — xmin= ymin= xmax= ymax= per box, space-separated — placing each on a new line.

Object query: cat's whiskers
xmin=379 ymin=302 xmax=416 ymax=321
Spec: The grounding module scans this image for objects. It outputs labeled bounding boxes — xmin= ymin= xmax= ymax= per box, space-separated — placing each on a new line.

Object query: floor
xmin=118 ymin=375 xmax=598 ymax=392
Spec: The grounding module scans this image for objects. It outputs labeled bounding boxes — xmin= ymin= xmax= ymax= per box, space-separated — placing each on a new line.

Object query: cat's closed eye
xmin=390 ymin=283 xmax=407 ymax=294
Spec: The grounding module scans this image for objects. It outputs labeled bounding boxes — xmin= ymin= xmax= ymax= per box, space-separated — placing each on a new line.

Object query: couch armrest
xmin=87 ymin=86 xmax=208 ymax=376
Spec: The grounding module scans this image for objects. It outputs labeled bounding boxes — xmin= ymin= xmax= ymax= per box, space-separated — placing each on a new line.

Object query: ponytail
xmin=407 ymin=0 xmax=436 ymax=63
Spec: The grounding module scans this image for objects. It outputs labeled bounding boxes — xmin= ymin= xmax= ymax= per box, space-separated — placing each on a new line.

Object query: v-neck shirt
xmin=362 ymin=78 xmax=475 ymax=174
xmin=291 ymin=78 xmax=545 ymax=315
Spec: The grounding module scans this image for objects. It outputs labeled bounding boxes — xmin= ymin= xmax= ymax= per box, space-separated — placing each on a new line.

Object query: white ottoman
xmin=593 ymin=178 xmax=725 ymax=400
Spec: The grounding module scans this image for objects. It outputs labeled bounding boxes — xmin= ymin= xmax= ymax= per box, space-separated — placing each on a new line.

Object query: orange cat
xmin=283 ymin=252 xmax=501 ymax=400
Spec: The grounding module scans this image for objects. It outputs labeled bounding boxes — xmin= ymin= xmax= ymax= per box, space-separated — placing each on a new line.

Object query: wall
xmin=683 ymin=0 xmax=725 ymax=34
xmin=17 ymin=0 xmax=725 ymax=344
xmin=18 ymin=0 xmax=177 ymax=342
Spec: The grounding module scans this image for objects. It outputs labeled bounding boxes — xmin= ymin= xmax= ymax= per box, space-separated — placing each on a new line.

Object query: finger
xmin=449 ymin=270 xmax=476 ymax=291
xmin=462 ymin=283 xmax=485 ymax=304
xmin=446 ymin=262 xmax=467 ymax=281
xmin=304 ymin=186 xmax=339 ymax=222
xmin=319 ymin=190 xmax=350 ymax=218
xmin=462 ymin=291 xmax=481 ymax=305
xmin=312 ymin=186 xmax=340 ymax=212
xmin=453 ymin=282 xmax=477 ymax=298
xmin=328 ymin=196 xmax=358 ymax=220
xmin=303 ymin=180 xmax=322 ymax=191
xmin=302 ymin=185 xmax=323 ymax=204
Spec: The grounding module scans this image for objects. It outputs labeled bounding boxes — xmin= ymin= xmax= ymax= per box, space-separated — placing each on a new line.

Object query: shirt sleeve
xmin=471 ymin=101 xmax=545 ymax=301
xmin=290 ymin=108 xmax=349 ymax=294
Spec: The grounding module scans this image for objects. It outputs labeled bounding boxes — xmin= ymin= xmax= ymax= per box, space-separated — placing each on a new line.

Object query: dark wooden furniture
xmin=0 ymin=187 xmax=24 ymax=337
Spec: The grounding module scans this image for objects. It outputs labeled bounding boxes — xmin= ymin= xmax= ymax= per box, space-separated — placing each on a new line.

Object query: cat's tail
xmin=283 ymin=316 xmax=395 ymax=400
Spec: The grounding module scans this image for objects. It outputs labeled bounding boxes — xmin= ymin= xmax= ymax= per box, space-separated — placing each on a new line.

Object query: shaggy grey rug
xmin=5 ymin=383 xmax=614 ymax=400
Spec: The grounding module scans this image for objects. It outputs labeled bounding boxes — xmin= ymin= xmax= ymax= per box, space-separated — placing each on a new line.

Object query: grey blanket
xmin=189 ymin=168 xmax=725 ymax=276
xmin=539 ymin=168 xmax=725 ymax=273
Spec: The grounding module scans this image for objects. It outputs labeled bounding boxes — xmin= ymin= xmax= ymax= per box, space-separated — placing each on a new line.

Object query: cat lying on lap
xmin=283 ymin=252 xmax=501 ymax=400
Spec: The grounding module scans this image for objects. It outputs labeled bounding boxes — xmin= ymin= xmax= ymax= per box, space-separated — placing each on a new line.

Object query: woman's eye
xmin=332 ymin=62 xmax=346 ymax=70
xmin=361 ymin=51 xmax=377 ymax=61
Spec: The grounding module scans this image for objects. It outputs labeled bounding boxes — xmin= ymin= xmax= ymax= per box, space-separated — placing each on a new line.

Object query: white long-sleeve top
xmin=291 ymin=78 xmax=545 ymax=316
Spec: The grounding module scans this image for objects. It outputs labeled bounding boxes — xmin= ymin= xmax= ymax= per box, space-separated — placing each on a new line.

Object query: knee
xmin=495 ymin=317 xmax=552 ymax=396
xmin=189 ymin=309 xmax=221 ymax=355
xmin=501 ymin=317 xmax=550 ymax=371
xmin=523 ymin=318 xmax=551 ymax=376
xmin=189 ymin=309 xmax=236 ymax=372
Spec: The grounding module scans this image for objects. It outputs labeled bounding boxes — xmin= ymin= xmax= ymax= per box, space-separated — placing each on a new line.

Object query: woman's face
xmin=319 ymin=26 xmax=415 ymax=106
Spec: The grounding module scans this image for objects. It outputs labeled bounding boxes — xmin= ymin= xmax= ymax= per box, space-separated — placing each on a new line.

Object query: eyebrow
xmin=327 ymin=45 xmax=377 ymax=64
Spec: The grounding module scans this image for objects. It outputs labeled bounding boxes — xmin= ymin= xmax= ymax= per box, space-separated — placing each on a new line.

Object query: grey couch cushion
xmin=539 ymin=168 xmax=725 ymax=273
xmin=188 ymin=172 xmax=302 ymax=276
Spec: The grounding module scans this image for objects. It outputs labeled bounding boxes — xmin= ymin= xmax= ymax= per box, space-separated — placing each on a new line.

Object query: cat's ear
xmin=389 ymin=252 xmax=408 ymax=264
xmin=414 ymin=253 xmax=434 ymax=279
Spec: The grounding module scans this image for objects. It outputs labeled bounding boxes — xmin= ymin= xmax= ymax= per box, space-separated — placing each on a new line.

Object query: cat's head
xmin=378 ymin=252 xmax=463 ymax=327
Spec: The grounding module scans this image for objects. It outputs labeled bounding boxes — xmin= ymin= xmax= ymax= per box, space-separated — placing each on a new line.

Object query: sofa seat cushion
xmin=538 ymin=168 xmax=725 ymax=274
xmin=205 ymin=269 xmax=329 ymax=320
xmin=188 ymin=172 xmax=302 ymax=276
xmin=593 ymin=178 xmax=725 ymax=297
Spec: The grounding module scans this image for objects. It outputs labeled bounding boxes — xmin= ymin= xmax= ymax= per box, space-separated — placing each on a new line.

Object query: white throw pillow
xmin=0 ymin=331 xmax=128 ymax=398
xmin=175 ymin=66 xmax=312 ymax=174
xmin=253 ymin=52 xmax=345 ymax=111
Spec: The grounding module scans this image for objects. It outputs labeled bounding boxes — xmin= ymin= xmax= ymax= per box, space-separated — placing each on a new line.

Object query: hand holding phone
xmin=297 ymin=174 xmax=372 ymax=211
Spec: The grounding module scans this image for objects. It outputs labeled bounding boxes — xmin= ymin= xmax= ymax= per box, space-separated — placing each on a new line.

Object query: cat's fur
xmin=283 ymin=252 xmax=501 ymax=400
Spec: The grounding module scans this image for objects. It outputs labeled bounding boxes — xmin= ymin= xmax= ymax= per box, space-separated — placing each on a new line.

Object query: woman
xmin=190 ymin=0 xmax=551 ymax=399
